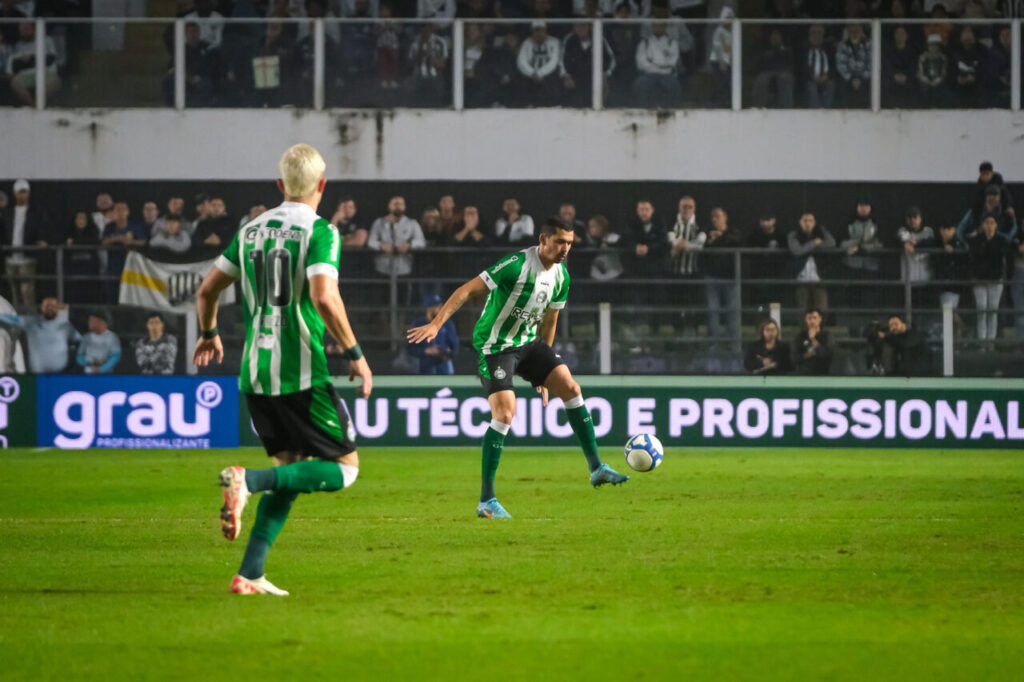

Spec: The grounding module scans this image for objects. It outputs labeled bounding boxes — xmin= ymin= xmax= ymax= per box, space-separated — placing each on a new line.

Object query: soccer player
xmin=407 ymin=216 xmax=628 ymax=519
xmin=193 ymin=143 xmax=373 ymax=595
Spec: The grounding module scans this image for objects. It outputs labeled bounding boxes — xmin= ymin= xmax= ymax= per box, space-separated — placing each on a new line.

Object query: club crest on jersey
xmin=494 ymin=367 xmax=507 ymax=380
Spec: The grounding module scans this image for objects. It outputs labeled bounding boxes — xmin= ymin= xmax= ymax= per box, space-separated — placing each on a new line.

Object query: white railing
xmin=2 ymin=17 xmax=1019 ymax=111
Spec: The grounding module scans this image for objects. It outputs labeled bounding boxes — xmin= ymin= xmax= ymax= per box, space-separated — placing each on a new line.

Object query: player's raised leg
xmin=543 ymin=365 xmax=629 ymax=487
xmin=477 ymin=389 xmax=514 ymax=519
xmin=226 ymin=448 xmax=360 ymax=595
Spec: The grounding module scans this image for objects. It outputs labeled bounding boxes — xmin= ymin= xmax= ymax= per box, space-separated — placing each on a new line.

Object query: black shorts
xmin=246 ymin=383 xmax=356 ymax=461
xmin=477 ymin=340 xmax=565 ymax=395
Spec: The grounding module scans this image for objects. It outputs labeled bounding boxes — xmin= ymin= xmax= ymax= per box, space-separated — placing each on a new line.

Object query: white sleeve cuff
xmin=479 ymin=272 xmax=497 ymax=290
xmin=307 ymin=263 xmax=339 ymax=280
xmin=214 ymin=255 xmax=241 ymax=278
xmin=548 ymin=301 xmax=566 ymax=310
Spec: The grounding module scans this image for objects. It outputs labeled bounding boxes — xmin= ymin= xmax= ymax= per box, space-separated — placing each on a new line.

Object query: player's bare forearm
xmin=196 ymin=266 xmax=236 ymax=332
xmin=310 ymin=277 xmax=358 ymax=350
xmin=539 ymin=309 xmax=559 ymax=347
xmin=407 ymin=276 xmax=488 ymax=344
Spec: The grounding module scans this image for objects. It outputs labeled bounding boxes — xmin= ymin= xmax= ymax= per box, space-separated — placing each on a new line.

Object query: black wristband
xmin=344 ymin=344 xmax=363 ymax=361
xmin=201 ymin=327 xmax=219 ymax=340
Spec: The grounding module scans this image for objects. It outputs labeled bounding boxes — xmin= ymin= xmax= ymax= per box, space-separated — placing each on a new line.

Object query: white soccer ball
xmin=624 ymin=433 xmax=664 ymax=472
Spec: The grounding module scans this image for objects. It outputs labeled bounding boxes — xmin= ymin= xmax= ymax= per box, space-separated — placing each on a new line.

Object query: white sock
xmin=489 ymin=419 xmax=511 ymax=435
xmin=338 ymin=463 xmax=359 ymax=488
xmin=564 ymin=395 xmax=585 ymax=409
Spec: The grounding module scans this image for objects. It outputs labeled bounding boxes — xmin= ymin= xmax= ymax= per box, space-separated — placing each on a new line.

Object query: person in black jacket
xmin=3 ymin=179 xmax=52 ymax=304
xmin=626 ymin=199 xmax=668 ymax=277
xmin=882 ymin=25 xmax=917 ymax=108
xmin=64 ymin=211 xmax=102 ymax=305
xmin=792 ymin=307 xmax=834 ymax=375
xmin=744 ymin=318 xmax=791 ymax=375
xmin=969 ymin=216 xmax=1009 ymax=344
xmin=704 ymin=207 xmax=741 ymax=347
xmin=560 ymin=21 xmax=615 ymax=108
xmin=972 ymin=161 xmax=1014 ymax=218
xmin=932 ymin=223 xmax=969 ymax=310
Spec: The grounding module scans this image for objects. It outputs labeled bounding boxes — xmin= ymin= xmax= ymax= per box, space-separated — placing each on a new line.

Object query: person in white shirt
xmin=4 ymin=179 xmax=46 ymax=305
xmin=368 ymin=196 xmax=426 ymax=277
xmin=668 ymin=195 xmax=705 ymax=276
xmin=7 ymin=21 xmax=60 ymax=106
xmin=494 ymin=198 xmax=536 ymax=245
xmin=517 ymin=21 xmax=561 ymax=106
xmin=184 ymin=0 xmax=224 ymax=50
xmin=633 ymin=21 xmax=682 ymax=107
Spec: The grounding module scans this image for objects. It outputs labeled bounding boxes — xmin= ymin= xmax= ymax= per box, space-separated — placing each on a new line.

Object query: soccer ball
xmin=624 ymin=433 xmax=664 ymax=472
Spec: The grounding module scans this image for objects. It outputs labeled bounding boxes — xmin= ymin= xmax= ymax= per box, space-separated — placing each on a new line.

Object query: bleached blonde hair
xmin=279 ymin=143 xmax=326 ymax=198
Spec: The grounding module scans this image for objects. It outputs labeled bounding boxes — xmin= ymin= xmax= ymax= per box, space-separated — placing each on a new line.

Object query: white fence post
xmin=186 ymin=313 xmax=198 ymax=376
xmin=871 ymin=19 xmax=882 ymax=112
xmin=453 ymin=20 xmax=464 ymax=111
xmin=942 ymin=302 xmax=954 ymax=377
xmin=35 ymin=19 xmax=46 ymax=109
xmin=174 ymin=19 xmax=185 ymax=110
xmin=599 ymin=302 xmax=611 ymax=375
xmin=730 ymin=19 xmax=741 ymax=111
xmin=592 ymin=19 xmax=603 ymax=110
xmin=313 ymin=19 xmax=325 ymax=110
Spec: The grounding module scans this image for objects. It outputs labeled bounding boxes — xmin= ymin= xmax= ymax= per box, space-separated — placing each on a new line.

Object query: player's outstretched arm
xmin=406 ymin=276 xmax=489 ymax=344
xmin=310 ymin=274 xmax=372 ymax=399
xmin=193 ymin=266 xmax=236 ymax=367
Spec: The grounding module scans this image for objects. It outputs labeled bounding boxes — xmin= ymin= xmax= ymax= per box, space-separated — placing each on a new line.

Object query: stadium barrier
xmin=3 ymin=374 xmax=1022 ymax=450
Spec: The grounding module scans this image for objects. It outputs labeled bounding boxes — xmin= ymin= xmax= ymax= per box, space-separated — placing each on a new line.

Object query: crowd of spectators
xmin=2 ymin=0 xmax=1020 ymax=108
xmin=1 ymin=158 xmax=1022 ymax=375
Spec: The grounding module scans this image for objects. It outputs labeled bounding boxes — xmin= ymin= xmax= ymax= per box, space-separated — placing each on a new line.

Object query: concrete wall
xmin=3 ymin=108 xmax=1023 ymax=182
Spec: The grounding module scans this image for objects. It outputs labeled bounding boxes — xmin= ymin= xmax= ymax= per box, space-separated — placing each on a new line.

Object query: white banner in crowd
xmin=118 ymin=252 xmax=235 ymax=311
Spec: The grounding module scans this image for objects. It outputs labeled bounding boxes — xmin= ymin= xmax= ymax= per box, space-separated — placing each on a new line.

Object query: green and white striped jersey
xmin=214 ymin=201 xmax=341 ymax=395
xmin=473 ymin=246 xmax=569 ymax=355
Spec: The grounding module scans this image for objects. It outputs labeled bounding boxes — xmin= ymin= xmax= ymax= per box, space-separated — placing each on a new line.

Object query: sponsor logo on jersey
xmin=490 ymin=255 xmax=519 ymax=274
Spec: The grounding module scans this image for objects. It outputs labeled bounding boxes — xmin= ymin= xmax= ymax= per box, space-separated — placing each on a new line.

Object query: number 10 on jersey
xmin=249 ymin=247 xmax=293 ymax=308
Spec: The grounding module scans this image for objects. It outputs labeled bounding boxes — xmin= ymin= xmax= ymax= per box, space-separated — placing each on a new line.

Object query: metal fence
xmin=2 ymin=243 xmax=1022 ymax=377
xmin=0 ymin=17 xmax=1019 ymax=111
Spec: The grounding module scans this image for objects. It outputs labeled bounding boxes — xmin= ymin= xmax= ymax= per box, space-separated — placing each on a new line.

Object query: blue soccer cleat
xmin=590 ymin=463 xmax=630 ymax=488
xmin=476 ymin=498 xmax=512 ymax=519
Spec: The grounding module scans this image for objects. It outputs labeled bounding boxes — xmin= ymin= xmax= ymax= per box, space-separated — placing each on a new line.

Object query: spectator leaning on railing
xmin=0 ymin=297 xmax=80 ymax=374
xmin=7 ymin=21 xmax=60 ymax=107
xmin=3 ymin=179 xmax=49 ymax=305
xmin=897 ymin=205 xmax=934 ymax=303
xmin=518 ymin=21 xmax=561 ymax=106
xmin=788 ymin=212 xmax=835 ymax=314
xmin=148 ymin=214 xmax=192 ymax=254
xmin=703 ymin=207 xmax=741 ymax=347
xmin=836 ymin=23 xmax=871 ymax=108
xmin=933 ymin=223 xmax=969 ymax=310
xmin=494 ymin=198 xmax=536 ymax=245
xmin=64 ymin=210 xmax=102 ymax=304
xmin=802 ymin=24 xmax=835 ymax=109
xmin=969 ymin=216 xmax=1010 ymax=345
xmin=452 ymin=205 xmax=490 ymax=246
xmin=368 ymin=196 xmax=426 ymax=277
xmin=957 ymin=184 xmax=1017 ymax=245
xmin=330 ymin=196 xmax=368 ymax=248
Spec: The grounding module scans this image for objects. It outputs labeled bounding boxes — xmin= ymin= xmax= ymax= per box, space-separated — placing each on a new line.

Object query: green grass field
xmin=1 ymin=446 xmax=1023 ymax=681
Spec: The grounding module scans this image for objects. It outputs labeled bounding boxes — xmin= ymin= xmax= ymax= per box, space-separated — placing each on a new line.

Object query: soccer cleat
xmin=590 ymin=463 xmax=630 ymax=488
xmin=218 ymin=466 xmax=250 ymax=541
xmin=230 ymin=575 xmax=289 ymax=596
xmin=476 ymin=498 xmax=512 ymax=519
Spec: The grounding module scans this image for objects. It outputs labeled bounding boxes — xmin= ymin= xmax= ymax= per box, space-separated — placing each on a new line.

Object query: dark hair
xmin=560 ymin=202 xmax=575 ymax=209
xmin=165 ymin=214 xmax=182 ymax=223
xmin=588 ymin=215 xmax=609 ymax=232
xmin=759 ymin=211 xmax=776 ymax=221
xmin=146 ymin=312 xmax=165 ymax=323
xmin=540 ymin=216 xmax=573 ymax=236
xmin=805 ymin=307 xmax=823 ymax=317
xmin=985 ymin=184 xmax=1000 ymax=196
xmin=757 ymin=318 xmax=779 ymax=343
xmin=979 ymin=161 xmax=993 ymax=172
xmin=338 ymin=195 xmax=353 ymax=203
